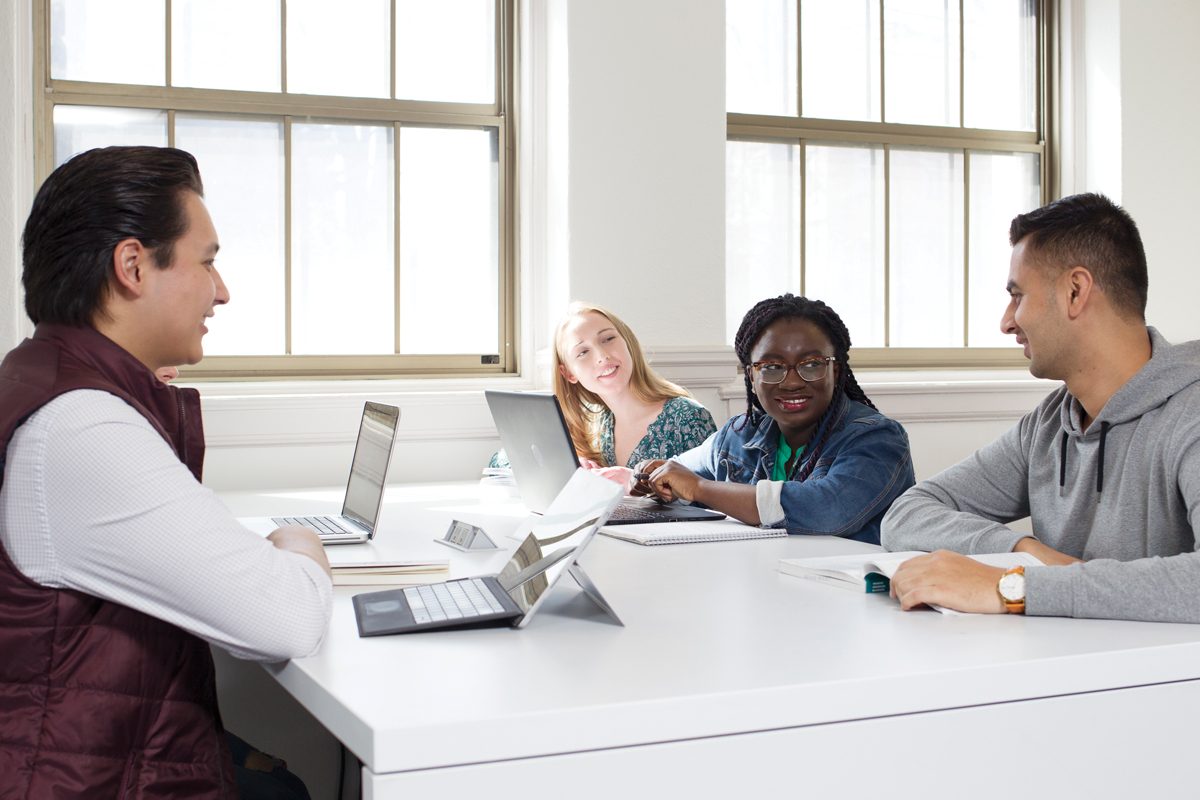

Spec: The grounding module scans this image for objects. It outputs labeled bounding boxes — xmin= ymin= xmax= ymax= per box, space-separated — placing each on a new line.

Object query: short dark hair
xmin=21 ymin=146 xmax=204 ymax=326
xmin=1009 ymin=192 xmax=1147 ymax=319
xmin=733 ymin=294 xmax=874 ymax=482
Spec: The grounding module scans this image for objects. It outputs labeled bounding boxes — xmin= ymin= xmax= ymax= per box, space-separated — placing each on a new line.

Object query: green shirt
xmin=772 ymin=433 xmax=806 ymax=481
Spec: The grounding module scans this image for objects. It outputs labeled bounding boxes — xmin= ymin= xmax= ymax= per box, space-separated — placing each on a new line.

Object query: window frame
xmin=32 ymin=0 xmax=518 ymax=380
xmin=727 ymin=0 xmax=1052 ymax=369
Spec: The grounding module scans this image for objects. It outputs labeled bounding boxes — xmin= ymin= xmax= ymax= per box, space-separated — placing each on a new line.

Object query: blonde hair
xmin=553 ymin=302 xmax=692 ymax=465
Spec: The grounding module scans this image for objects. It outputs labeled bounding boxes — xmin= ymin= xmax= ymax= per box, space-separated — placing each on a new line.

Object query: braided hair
xmin=733 ymin=294 xmax=875 ymax=482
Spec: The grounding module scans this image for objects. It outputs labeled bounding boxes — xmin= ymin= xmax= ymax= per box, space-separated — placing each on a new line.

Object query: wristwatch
xmin=998 ymin=566 xmax=1026 ymax=614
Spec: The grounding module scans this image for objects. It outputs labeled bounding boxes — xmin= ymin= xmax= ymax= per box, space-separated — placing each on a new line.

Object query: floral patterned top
xmin=598 ymin=396 xmax=717 ymax=468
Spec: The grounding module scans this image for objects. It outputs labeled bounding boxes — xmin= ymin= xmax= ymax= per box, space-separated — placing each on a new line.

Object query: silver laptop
xmin=353 ymin=469 xmax=624 ymax=635
xmin=484 ymin=390 xmax=726 ymax=524
xmin=240 ymin=402 xmax=400 ymax=545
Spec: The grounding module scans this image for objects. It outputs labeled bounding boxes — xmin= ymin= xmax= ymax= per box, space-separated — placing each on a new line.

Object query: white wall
xmin=562 ymin=0 xmax=727 ymax=348
xmin=1118 ymin=0 xmax=1200 ymax=343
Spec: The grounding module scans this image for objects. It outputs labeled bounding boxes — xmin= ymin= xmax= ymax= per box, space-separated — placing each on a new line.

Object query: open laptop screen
xmin=341 ymin=402 xmax=401 ymax=529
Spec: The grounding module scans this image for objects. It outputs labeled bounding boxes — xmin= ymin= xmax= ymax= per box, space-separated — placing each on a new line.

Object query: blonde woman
xmin=553 ymin=302 xmax=716 ymax=482
xmin=490 ymin=303 xmax=716 ymax=485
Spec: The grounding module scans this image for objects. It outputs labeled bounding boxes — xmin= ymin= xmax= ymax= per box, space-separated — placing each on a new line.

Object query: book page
xmin=778 ymin=551 xmax=925 ymax=581
xmin=863 ymin=552 xmax=926 ymax=579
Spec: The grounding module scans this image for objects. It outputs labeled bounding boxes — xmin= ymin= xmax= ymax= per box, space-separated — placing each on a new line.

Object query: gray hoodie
xmin=882 ymin=328 xmax=1200 ymax=623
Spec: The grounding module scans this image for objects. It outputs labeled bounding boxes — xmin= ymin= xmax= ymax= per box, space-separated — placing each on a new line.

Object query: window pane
xmin=805 ymin=143 xmax=885 ymax=347
xmin=291 ymin=123 xmax=394 ymax=354
xmin=396 ymin=0 xmax=496 ymax=104
xmin=963 ymin=0 xmax=1037 ymax=131
xmin=726 ymin=141 xmax=801 ymax=344
xmin=726 ymin=0 xmax=797 ymax=116
xmin=968 ymin=151 xmax=1040 ymax=346
xmin=890 ymin=147 xmax=964 ymax=346
xmin=175 ymin=116 xmax=285 ymax=356
xmin=801 ymin=0 xmax=881 ymax=122
xmin=399 ymin=127 xmax=498 ymax=354
xmin=287 ymin=0 xmax=390 ymax=98
xmin=173 ymin=0 xmax=280 ymax=92
xmin=51 ymin=0 xmax=164 ymax=85
xmin=883 ymin=0 xmax=960 ymax=126
xmin=53 ymin=106 xmax=167 ymax=166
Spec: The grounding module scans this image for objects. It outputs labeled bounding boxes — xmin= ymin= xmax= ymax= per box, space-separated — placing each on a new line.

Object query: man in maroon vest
xmin=0 ymin=146 xmax=333 ymax=798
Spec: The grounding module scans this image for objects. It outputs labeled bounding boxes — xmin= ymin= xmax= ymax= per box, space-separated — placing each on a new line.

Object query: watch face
xmin=999 ymin=572 xmax=1026 ymax=603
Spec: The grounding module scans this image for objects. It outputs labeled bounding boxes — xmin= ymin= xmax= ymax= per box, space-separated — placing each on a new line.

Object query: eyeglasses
xmin=748 ymin=357 xmax=834 ymax=384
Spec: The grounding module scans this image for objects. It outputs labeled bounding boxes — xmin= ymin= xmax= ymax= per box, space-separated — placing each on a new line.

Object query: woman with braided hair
xmin=634 ymin=294 xmax=914 ymax=544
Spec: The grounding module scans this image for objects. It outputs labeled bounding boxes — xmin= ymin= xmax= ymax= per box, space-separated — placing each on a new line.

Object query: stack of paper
xmin=327 ymin=542 xmax=450 ymax=586
xmin=331 ymin=560 xmax=449 ymax=587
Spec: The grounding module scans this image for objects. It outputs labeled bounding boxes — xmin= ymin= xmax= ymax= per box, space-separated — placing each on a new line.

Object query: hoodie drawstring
xmin=1059 ymin=432 xmax=1068 ymax=488
xmin=1096 ymin=421 xmax=1110 ymax=493
xmin=1060 ymin=423 xmax=1111 ymax=493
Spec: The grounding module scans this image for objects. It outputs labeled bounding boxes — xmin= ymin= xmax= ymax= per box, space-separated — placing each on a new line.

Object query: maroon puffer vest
xmin=0 ymin=324 xmax=235 ymax=799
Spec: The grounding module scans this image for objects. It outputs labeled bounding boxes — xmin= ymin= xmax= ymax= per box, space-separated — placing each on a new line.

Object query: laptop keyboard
xmin=405 ymin=578 xmax=507 ymax=625
xmin=272 ymin=515 xmax=356 ymax=536
xmin=607 ymin=503 xmax=662 ymax=522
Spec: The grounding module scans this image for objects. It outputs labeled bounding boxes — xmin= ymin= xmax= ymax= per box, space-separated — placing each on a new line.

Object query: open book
xmin=778 ymin=550 xmax=1043 ymax=613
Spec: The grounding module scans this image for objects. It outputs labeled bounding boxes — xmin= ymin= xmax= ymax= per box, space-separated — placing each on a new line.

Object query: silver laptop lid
xmin=340 ymin=402 xmax=401 ymax=532
xmin=484 ymin=391 xmax=579 ymax=514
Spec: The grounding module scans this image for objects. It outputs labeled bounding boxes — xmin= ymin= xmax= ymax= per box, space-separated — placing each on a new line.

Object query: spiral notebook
xmin=600 ymin=520 xmax=785 ymax=546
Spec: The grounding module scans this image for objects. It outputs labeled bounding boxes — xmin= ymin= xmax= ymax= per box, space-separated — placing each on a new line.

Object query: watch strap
xmin=999 ymin=565 xmax=1026 ymax=614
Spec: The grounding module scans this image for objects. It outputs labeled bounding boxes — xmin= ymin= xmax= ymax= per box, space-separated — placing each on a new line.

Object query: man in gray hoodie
xmin=883 ymin=192 xmax=1200 ymax=622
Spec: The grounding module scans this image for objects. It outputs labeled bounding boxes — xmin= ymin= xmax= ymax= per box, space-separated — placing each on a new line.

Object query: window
xmin=36 ymin=0 xmax=515 ymax=378
xmin=726 ymin=0 xmax=1045 ymax=366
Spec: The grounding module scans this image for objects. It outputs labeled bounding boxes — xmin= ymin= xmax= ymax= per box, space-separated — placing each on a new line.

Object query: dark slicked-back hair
xmin=1009 ymin=192 xmax=1147 ymax=320
xmin=22 ymin=146 xmax=204 ymax=326
xmin=733 ymin=294 xmax=874 ymax=481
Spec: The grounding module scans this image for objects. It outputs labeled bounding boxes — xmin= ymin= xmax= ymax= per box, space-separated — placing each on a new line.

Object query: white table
xmin=221 ymin=482 xmax=1200 ymax=798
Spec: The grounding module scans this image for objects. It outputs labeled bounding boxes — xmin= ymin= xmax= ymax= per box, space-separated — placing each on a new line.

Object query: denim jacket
xmin=674 ymin=394 xmax=915 ymax=544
